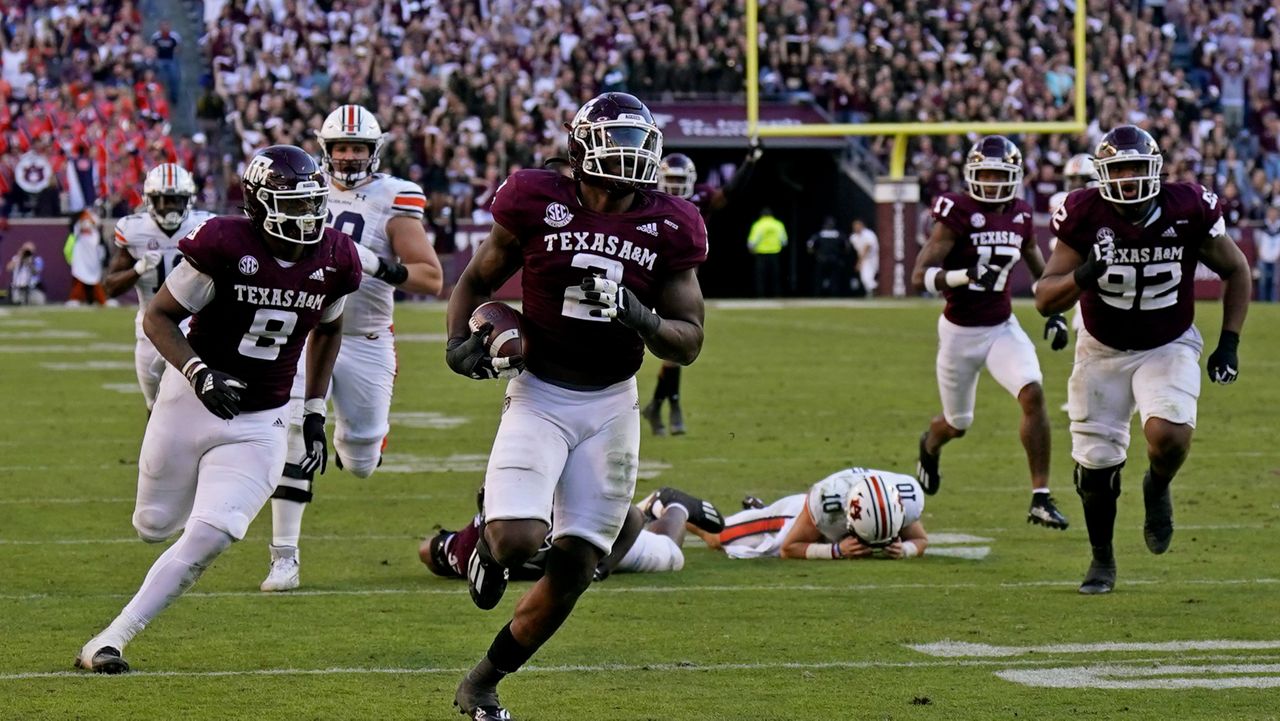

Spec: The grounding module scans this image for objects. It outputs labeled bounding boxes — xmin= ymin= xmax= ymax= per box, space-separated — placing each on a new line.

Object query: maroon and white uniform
xmin=928 ymin=192 xmax=1043 ymax=430
xmin=1051 ymin=183 xmax=1224 ymax=468
xmin=132 ymin=216 xmax=361 ymax=541
xmin=483 ymin=169 xmax=708 ymax=552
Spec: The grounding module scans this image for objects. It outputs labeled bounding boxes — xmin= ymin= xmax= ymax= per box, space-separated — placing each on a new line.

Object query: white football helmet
xmin=318 ymin=104 xmax=384 ymax=186
xmin=143 ymin=163 xmax=196 ymax=231
xmin=846 ymin=475 xmax=905 ymax=548
xmin=1063 ymin=154 xmax=1098 ymax=191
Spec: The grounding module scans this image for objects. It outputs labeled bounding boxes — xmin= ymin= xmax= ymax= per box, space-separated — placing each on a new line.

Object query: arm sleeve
xmin=667 ymin=206 xmax=709 ymax=272
xmin=488 ymin=172 xmax=526 ymax=233
xmin=165 ymin=259 xmax=216 ymax=313
xmin=319 ymin=295 xmax=346 ymax=323
xmin=113 ymin=220 xmax=129 ymax=249
xmin=389 ymin=179 xmax=428 ymax=219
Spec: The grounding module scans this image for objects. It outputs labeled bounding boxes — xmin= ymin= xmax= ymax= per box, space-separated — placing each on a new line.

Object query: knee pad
xmin=1074 ymin=463 xmax=1123 ymax=500
xmin=334 ymin=437 xmax=382 ymax=479
xmin=271 ymin=463 xmax=314 ymax=503
xmin=133 ymin=507 xmax=186 ymax=543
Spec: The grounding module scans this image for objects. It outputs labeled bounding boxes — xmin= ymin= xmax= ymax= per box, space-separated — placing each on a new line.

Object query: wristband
xmin=805 ymin=543 xmax=838 ymax=559
xmin=923 ymin=267 xmax=941 ymax=291
xmin=303 ymin=398 xmax=327 ymax=416
xmin=944 ymin=269 xmax=971 ymax=288
xmin=900 ymin=541 xmax=919 ymax=559
xmin=181 ymin=357 xmax=206 ymax=383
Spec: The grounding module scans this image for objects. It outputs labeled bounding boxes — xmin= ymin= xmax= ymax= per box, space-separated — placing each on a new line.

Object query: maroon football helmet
xmin=242 ymin=145 xmax=329 ymax=245
xmin=1094 ymin=125 xmax=1163 ymax=205
xmin=963 ymin=135 xmax=1024 ymax=204
xmin=658 ymin=153 xmax=696 ymax=199
xmin=566 ymin=92 xmax=663 ymax=192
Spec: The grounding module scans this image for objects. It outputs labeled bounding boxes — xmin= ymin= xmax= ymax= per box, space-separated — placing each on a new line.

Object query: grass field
xmin=2 ymin=300 xmax=1278 ymax=720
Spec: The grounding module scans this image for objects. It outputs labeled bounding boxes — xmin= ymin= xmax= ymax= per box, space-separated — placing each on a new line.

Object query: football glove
xmin=1073 ymin=236 xmax=1115 ymax=290
xmin=299 ymin=406 xmax=328 ymax=475
xmin=747 ymin=134 xmax=763 ymax=163
xmin=1206 ymin=330 xmax=1240 ymax=384
xmin=445 ymin=323 xmax=523 ymax=380
xmin=578 ymin=277 xmax=661 ymax=336
xmin=184 ymin=362 xmax=246 ymax=420
xmin=966 ymin=263 xmax=1003 ymax=290
xmin=354 ymin=242 xmax=409 ymax=285
xmin=133 ymin=250 xmax=162 ymax=276
xmin=1044 ymin=314 xmax=1070 ymax=351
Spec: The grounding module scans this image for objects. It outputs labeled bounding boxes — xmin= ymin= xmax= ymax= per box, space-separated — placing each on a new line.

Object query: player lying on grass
xmin=680 ymin=468 xmax=929 ymax=560
xmin=420 ymin=488 xmax=726 ymax=580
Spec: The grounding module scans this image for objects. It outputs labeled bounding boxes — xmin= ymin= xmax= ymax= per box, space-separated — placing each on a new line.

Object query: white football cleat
xmin=75 ymin=637 xmax=129 ymax=674
xmin=260 ymin=545 xmax=300 ymax=592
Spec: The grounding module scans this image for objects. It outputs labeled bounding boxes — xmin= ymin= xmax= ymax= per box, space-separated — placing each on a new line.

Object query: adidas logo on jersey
xmin=1162 ymin=227 xmax=1178 ymax=238
xmin=636 ymin=222 xmax=658 ymax=236
xmin=309 ymin=268 xmax=326 ymax=281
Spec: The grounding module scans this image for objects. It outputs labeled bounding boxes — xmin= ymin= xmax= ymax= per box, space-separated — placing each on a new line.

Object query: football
xmin=469 ymin=301 xmax=526 ymax=360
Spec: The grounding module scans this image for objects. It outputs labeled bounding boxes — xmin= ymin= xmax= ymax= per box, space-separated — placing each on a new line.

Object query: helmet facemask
xmin=573 ymin=119 xmax=663 ymax=191
xmin=321 ymin=139 xmax=381 ymax=187
xmin=257 ymin=181 xmax=329 ymax=245
xmin=1096 ymin=154 xmax=1162 ymax=205
xmin=148 ymin=192 xmax=192 ymax=231
xmin=964 ymin=161 xmax=1023 ymax=204
xmin=658 ymin=163 xmax=696 ymax=199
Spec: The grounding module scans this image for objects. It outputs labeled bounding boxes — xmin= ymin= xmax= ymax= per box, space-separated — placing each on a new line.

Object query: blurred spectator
xmin=63 ymin=209 xmax=108 ymax=306
xmin=1257 ymin=205 xmax=1280 ymax=302
xmin=849 ymin=217 xmax=879 ymax=297
xmin=748 ymin=207 xmax=787 ymax=297
xmin=806 ymin=216 xmax=846 ymax=296
xmin=150 ymin=20 xmax=183 ymax=106
xmin=5 ymin=241 xmax=44 ymax=305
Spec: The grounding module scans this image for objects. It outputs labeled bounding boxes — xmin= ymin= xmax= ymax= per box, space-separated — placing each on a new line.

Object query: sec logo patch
xmin=544 ymin=202 xmax=574 ymax=228
xmin=970 ymin=213 xmax=985 ymax=229
xmin=238 ymin=255 xmax=259 ymax=275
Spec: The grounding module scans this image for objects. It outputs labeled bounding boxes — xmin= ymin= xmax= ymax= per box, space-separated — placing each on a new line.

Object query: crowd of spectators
xmin=0 ymin=0 xmax=185 ymax=221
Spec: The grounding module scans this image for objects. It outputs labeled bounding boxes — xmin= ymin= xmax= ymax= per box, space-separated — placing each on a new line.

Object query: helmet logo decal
xmin=243 ymin=155 xmax=274 ymax=186
xmin=849 ymin=497 xmax=863 ymax=521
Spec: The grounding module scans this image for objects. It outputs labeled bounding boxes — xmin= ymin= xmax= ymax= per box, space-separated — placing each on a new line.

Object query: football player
xmin=644 ymin=143 xmax=761 ymax=436
xmin=260 ymin=105 xmax=443 ymax=592
xmin=420 ymin=488 xmax=724 ymax=581
xmin=1035 ymin=125 xmax=1251 ymax=594
xmin=443 ymin=92 xmax=707 ymax=721
xmin=103 ymin=163 xmax=215 ymax=411
xmin=912 ymin=136 xmax=1069 ymax=530
xmin=682 ymin=469 xmax=928 ymax=560
xmin=76 ymin=146 xmax=362 ymax=673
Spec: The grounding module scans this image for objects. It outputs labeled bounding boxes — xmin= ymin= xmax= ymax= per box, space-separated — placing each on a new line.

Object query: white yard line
xmin=0 ymin=343 xmax=132 ymax=354
xmin=3 ymin=652 xmax=1278 ymax=683
xmin=997 ymin=662 xmax=1280 ymax=689
xmin=912 ymin=639 xmax=1280 ymax=658
xmin=41 ymin=360 xmax=135 ymax=370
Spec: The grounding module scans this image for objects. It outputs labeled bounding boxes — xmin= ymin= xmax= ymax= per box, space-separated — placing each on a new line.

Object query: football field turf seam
xmin=2 ymin=652 xmax=1278 ymax=683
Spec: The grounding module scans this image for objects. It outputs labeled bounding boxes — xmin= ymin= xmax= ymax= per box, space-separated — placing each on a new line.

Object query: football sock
xmin=485 ymin=622 xmax=536 ymax=676
xmin=1074 ymin=463 xmax=1122 ymax=563
xmin=649 ymin=503 xmax=689 ymax=544
xmin=665 ymin=366 xmax=681 ymax=403
xmin=270 ymin=498 xmax=306 ymax=548
xmin=1032 ymin=488 xmax=1051 ymax=496
xmin=104 ymin=520 xmax=234 ymax=648
xmin=1147 ymin=467 xmax=1172 ymax=488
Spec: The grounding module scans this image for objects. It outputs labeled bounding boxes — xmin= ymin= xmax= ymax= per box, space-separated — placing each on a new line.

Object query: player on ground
xmin=643 ymin=143 xmax=761 ymax=436
xmin=443 ymin=92 xmax=707 ymax=721
xmin=103 ymin=164 xmax=215 ymax=411
xmin=75 ymin=145 xmax=362 ymax=672
xmin=420 ymin=488 xmax=724 ymax=581
xmin=260 ymin=104 xmax=443 ymax=592
xmin=912 ymin=136 xmax=1069 ymax=530
xmin=1035 ymin=125 xmax=1250 ymax=594
xmin=680 ymin=469 xmax=929 ymax=561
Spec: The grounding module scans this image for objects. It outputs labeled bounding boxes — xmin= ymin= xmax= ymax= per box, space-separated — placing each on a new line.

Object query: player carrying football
xmin=260 ymin=104 xmax=443 ymax=592
xmin=443 ymin=92 xmax=707 ymax=721
xmin=1036 ymin=125 xmax=1250 ymax=594
xmin=103 ymin=163 xmax=215 ymax=411
xmin=912 ymin=136 xmax=1069 ymax=530
xmin=75 ymin=146 xmax=362 ymax=672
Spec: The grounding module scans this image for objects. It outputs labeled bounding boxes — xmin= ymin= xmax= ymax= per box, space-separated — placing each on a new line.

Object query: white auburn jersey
xmin=114 ymin=210 xmax=216 ymax=338
xmin=325 ymin=173 xmax=427 ymax=335
xmin=805 ymin=468 xmax=924 ymax=542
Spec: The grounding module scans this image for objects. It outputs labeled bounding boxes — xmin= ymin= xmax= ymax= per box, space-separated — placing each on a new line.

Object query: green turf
xmin=1 ymin=301 xmax=1278 ymax=720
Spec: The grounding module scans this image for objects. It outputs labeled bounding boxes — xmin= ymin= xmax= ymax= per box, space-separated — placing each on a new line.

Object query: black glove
xmin=186 ymin=362 xmax=246 ymax=420
xmin=446 ymin=322 xmax=524 ymax=380
xmin=1044 ymin=314 xmax=1070 ymax=351
xmin=579 ymin=277 xmax=661 ymax=336
xmin=1206 ymin=330 xmax=1240 ymax=384
xmin=966 ymin=263 xmax=1002 ymax=290
xmin=1073 ymin=237 xmax=1115 ymax=290
xmin=373 ymin=258 xmax=409 ymax=285
xmin=299 ymin=410 xmax=328 ymax=475
xmin=747 ymin=134 xmax=763 ymax=163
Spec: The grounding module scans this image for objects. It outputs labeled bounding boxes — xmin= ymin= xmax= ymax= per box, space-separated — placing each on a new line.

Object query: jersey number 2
xmin=239 ymin=308 xmax=298 ymax=360
xmin=561 ymin=253 xmax=624 ymax=321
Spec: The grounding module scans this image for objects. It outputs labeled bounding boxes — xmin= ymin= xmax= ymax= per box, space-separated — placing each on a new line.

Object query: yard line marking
xmin=41 ymin=360 xmax=135 ymax=370
xmin=0 ymin=319 xmax=47 ymax=327
xmin=392 ymin=333 xmax=448 ymax=343
xmin=0 ymin=343 xmax=132 ymax=354
xmin=925 ymin=533 xmax=993 ymax=544
xmin=912 ymin=639 xmax=1280 ymax=658
xmin=4 ymin=578 xmax=1277 ymax=602
xmin=997 ymin=662 xmax=1280 ymax=689
xmin=0 ymin=330 xmax=94 ymax=339
xmin=101 ymin=383 xmax=141 ymax=394
xmin=3 ymin=653 xmax=1278 ymax=683
xmin=924 ymin=546 xmax=990 ymax=560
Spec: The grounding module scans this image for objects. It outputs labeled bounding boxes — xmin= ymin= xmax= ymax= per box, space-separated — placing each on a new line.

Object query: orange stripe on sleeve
xmin=718 ymin=516 xmax=788 ymax=544
xmin=393 ymin=195 xmax=427 ymax=208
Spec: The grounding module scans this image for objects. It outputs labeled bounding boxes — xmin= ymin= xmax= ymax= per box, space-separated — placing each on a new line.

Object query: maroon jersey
xmin=1052 ymin=183 xmax=1223 ymax=351
xmin=930 ymin=192 xmax=1034 ymax=327
xmin=179 ymin=217 xmax=362 ymax=411
xmin=687 ymin=183 xmax=719 ymax=217
xmin=490 ymin=169 xmax=708 ymax=386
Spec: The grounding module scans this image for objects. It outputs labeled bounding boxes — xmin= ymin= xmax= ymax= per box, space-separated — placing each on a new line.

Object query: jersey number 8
xmin=239 ymin=308 xmax=299 ymax=360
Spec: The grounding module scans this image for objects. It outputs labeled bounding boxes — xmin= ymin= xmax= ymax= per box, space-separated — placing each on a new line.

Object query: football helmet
xmin=658 ymin=153 xmax=696 ymax=199
xmin=567 ymin=92 xmax=663 ymax=191
xmin=1062 ymin=154 xmax=1098 ymax=191
xmin=318 ymin=104 xmax=384 ymax=186
xmin=846 ymin=475 xmax=905 ymax=548
xmin=143 ymin=163 xmax=196 ymax=231
xmin=1094 ymin=125 xmax=1162 ymax=205
xmin=964 ymin=135 xmax=1024 ymax=204
xmin=242 ymin=145 xmax=329 ymax=245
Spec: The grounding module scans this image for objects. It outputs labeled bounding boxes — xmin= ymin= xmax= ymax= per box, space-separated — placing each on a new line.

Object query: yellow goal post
xmin=744 ymin=0 xmax=1088 ymax=178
